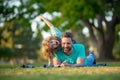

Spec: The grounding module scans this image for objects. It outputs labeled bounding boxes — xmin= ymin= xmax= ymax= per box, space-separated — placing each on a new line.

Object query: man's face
xmin=61 ymin=37 xmax=73 ymax=54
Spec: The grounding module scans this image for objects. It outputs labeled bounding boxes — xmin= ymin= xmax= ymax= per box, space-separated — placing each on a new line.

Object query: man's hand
xmin=60 ymin=58 xmax=85 ymax=67
xmin=60 ymin=61 xmax=70 ymax=67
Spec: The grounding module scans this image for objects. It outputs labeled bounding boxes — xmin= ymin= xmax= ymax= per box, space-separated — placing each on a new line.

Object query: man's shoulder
xmin=73 ymin=44 xmax=84 ymax=47
xmin=72 ymin=44 xmax=85 ymax=50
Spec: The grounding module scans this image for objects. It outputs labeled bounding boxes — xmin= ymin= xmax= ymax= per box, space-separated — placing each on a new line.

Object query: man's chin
xmin=63 ymin=50 xmax=70 ymax=53
xmin=63 ymin=48 xmax=71 ymax=53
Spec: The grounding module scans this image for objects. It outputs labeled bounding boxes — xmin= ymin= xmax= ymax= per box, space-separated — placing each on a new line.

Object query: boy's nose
xmin=53 ymin=41 xmax=58 ymax=44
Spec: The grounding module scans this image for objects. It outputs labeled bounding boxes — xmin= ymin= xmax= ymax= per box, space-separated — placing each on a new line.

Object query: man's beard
xmin=62 ymin=47 xmax=72 ymax=54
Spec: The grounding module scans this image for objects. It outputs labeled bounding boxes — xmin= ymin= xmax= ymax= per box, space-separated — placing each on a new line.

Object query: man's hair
xmin=61 ymin=32 xmax=74 ymax=42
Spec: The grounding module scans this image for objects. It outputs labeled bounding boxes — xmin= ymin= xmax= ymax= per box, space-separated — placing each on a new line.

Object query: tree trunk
xmin=10 ymin=58 xmax=15 ymax=66
xmin=103 ymin=15 xmax=117 ymax=59
xmin=97 ymin=43 xmax=114 ymax=60
xmin=84 ymin=15 xmax=118 ymax=60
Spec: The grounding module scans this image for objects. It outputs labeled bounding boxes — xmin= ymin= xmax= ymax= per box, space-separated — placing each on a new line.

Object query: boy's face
xmin=61 ymin=37 xmax=73 ymax=54
xmin=49 ymin=39 xmax=60 ymax=49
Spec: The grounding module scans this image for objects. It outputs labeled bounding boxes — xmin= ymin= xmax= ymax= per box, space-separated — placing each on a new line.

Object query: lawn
xmin=0 ymin=62 xmax=120 ymax=80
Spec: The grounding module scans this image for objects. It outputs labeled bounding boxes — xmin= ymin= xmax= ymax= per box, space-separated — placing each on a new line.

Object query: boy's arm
xmin=39 ymin=16 xmax=53 ymax=28
xmin=39 ymin=16 xmax=62 ymax=38
xmin=53 ymin=59 xmax=61 ymax=67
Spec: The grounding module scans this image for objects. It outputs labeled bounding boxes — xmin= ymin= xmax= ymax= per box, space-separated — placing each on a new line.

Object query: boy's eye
xmin=62 ymin=42 xmax=64 ymax=44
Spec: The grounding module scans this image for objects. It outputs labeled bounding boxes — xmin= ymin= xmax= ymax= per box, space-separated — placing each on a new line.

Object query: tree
xmin=0 ymin=0 xmax=45 ymax=23
xmin=44 ymin=0 xmax=120 ymax=59
xmin=0 ymin=19 xmax=42 ymax=64
xmin=0 ymin=0 xmax=46 ymax=63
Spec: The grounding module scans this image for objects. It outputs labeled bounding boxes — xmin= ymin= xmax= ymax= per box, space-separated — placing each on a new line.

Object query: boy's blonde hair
xmin=41 ymin=36 xmax=60 ymax=60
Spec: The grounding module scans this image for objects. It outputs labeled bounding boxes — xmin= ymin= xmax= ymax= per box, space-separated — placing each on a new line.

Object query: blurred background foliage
xmin=0 ymin=0 xmax=120 ymax=65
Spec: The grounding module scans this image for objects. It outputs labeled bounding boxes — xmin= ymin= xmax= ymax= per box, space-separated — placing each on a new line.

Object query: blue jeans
xmin=86 ymin=52 xmax=95 ymax=66
xmin=86 ymin=52 xmax=106 ymax=66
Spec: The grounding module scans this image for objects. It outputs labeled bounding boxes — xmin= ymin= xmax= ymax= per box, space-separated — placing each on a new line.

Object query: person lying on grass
xmin=42 ymin=32 xmax=96 ymax=67
xmin=40 ymin=16 xmax=106 ymax=67
xmin=40 ymin=16 xmax=76 ymax=66
xmin=53 ymin=32 xmax=96 ymax=67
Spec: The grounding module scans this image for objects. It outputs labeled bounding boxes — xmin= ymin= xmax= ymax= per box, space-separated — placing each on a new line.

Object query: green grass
xmin=0 ymin=62 xmax=120 ymax=80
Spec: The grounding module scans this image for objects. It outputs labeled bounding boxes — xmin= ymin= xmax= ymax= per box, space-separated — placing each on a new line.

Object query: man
xmin=53 ymin=32 xmax=87 ymax=67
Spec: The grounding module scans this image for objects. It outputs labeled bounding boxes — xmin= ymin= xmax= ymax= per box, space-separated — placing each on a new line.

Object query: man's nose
xmin=64 ymin=44 xmax=68 ymax=47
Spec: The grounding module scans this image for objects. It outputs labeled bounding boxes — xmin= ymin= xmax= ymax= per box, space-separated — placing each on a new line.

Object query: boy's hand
xmin=39 ymin=16 xmax=44 ymax=19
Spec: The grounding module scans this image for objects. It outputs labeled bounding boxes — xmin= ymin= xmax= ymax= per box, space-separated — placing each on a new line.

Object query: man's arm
xmin=53 ymin=58 xmax=85 ymax=67
xmin=72 ymin=58 xmax=84 ymax=67
xmin=60 ymin=58 xmax=85 ymax=67
xmin=39 ymin=16 xmax=53 ymax=28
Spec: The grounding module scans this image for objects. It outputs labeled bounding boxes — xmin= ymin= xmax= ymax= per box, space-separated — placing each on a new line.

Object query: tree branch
xmin=97 ymin=15 xmax=105 ymax=44
xmin=82 ymin=20 xmax=98 ymax=46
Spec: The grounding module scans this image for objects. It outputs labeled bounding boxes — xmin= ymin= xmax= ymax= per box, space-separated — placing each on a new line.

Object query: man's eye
xmin=67 ymin=43 xmax=70 ymax=45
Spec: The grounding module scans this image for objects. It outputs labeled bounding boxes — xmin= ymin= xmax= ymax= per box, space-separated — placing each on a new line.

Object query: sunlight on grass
xmin=0 ymin=62 xmax=120 ymax=80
